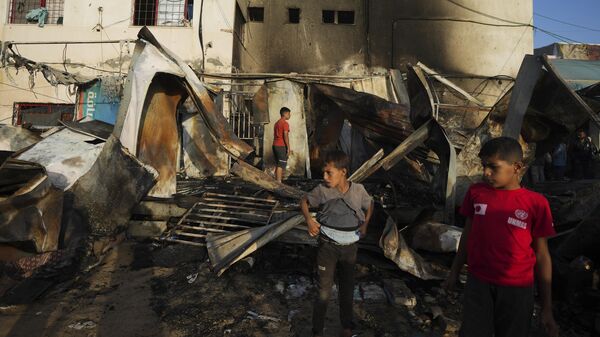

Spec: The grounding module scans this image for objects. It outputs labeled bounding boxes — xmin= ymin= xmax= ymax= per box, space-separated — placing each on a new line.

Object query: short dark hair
xmin=324 ymin=150 xmax=350 ymax=172
xmin=280 ymin=107 xmax=290 ymax=116
xmin=478 ymin=137 xmax=523 ymax=163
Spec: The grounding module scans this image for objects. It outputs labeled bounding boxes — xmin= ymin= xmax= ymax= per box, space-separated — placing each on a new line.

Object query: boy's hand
xmin=358 ymin=223 xmax=368 ymax=238
xmin=307 ymin=218 xmax=320 ymax=237
xmin=541 ymin=308 xmax=559 ymax=337
xmin=442 ymin=272 xmax=459 ymax=292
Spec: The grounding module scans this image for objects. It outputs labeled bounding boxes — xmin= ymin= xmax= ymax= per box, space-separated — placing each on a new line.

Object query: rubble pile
xmin=0 ymin=28 xmax=599 ymax=337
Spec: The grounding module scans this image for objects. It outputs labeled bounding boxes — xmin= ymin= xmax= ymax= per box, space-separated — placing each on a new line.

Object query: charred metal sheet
xmin=163 ymin=192 xmax=278 ymax=247
xmin=206 ymin=214 xmax=305 ymax=276
xmin=181 ymin=111 xmax=229 ymax=178
xmin=0 ymin=159 xmax=63 ymax=253
xmin=0 ymin=125 xmax=41 ymax=152
xmin=310 ymin=84 xmax=413 ymax=144
xmin=252 ymin=84 xmax=269 ymax=124
xmin=230 ymin=160 xmax=305 ymax=200
xmin=137 ymin=74 xmax=186 ymax=197
xmin=137 ymin=27 xmax=253 ymax=159
xmin=406 ymin=66 xmax=434 ymax=128
xmin=69 ymin=135 xmax=158 ymax=236
xmin=390 ymin=69 xmax=410 ymax=106
xmin=540 ymin=56 xmax=600 ymax=128
xmin=17 ymin=128 xmax=104 ymax=191
xmin=503 ymin=55 xmax=544 ymax=140
xmin=379 ymin=214 xmax=446 ymax=280
xmin=59 ymin=120 xmax=114 ymax=141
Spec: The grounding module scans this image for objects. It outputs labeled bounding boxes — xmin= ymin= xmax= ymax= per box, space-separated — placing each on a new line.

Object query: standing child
xmin=301 ymin=150 xmax=374 ymax=337
xmin=445 ymin=137 xmax=559 ymax=337
xmin=273 ymin=107 xmax=291 ymax=182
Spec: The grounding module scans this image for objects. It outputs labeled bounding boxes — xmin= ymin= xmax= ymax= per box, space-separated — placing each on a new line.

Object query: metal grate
xmin=8 ymin=0 xmax=64 ymax=25
xmin=229 ymin=94 xmax=257 ymax=141
xmin=133 ymin=0 xmax=193 ymax=27
xmin=163 ymin=193 xmax=278 ymax=246
xmin=13 ymin=103 xmax=74 ymax=128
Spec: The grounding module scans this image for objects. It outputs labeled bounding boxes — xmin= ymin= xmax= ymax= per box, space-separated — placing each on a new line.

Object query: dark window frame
xmin=322 ymin=9 xmax=356 ymax=25
xmin=288 ymin=7 xmax=300 ymax=24
xmin=248 ymin=6 xmax=264 ymax=22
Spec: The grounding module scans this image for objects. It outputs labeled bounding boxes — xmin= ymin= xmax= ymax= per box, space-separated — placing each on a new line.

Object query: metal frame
xmin=132 ymin=0 xmax=191 ymax=27
xmin=163 ymin=192 xmax=278 ymax=246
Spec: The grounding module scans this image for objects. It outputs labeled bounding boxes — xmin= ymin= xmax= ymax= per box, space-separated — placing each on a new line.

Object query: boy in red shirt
xmin=273 ymin=107 xmax=291 ymax=182
xmin=445 ymin=137 xmax=559 ymax=337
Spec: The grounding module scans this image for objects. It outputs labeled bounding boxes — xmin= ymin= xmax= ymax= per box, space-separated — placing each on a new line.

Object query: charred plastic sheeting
xmin=0 ymin=125 xmax=41 ymax=152
xmin=17 ymin=128 xmax=104 ymax=191
xmin=113 ymin=28 xmax=252 ymax=196
xmin=69 ymin=135 xmax=158 ymax=236
xmin=379 ymin=215 xmax=447 ymax=280
xmin=0 ymin=159 xmax=63 ymax=253
xmin=207 ymin=214 xmax=305 ymax=276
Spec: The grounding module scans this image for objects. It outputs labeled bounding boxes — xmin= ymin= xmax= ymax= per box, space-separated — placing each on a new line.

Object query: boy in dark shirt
xmin=445 ymin=137 xmax=559 ymax=337
xmin=301 ymin=150 xmax=374 ymax=337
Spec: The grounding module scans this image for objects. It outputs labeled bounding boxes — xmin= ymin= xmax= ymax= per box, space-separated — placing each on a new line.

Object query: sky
xmin=533 ymin=0 xmax=600 ymax=48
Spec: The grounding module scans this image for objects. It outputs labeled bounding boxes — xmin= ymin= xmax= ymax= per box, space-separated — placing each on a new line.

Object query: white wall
xmin=0 ymin=0 xmax=237 ymax=124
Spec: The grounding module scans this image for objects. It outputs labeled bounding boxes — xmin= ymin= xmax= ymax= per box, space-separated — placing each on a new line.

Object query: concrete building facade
xmin=0 ymin=0 xmax=534 ymax=125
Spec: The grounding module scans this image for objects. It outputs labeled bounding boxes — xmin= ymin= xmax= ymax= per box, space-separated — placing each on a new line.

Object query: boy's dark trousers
xmin=460 ymin=274 xmax=534 ymax=337
xmin=312 ymin=237 xmax=357 ymax=336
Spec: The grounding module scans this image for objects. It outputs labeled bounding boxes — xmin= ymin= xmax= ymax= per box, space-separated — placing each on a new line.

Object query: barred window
xmin=133 ymin=0 xmax=194 ymax=27
xmin=8 ymin=0 xmax=64 ymax=25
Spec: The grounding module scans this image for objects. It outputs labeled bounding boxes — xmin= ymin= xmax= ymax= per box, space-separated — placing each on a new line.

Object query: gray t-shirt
xmin=305 ymin=182 xmax=373 ymax=244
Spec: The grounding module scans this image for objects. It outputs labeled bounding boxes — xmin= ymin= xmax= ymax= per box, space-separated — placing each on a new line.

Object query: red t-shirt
xmin=460 ymin=183 xmax=556 ymax=287
xmin=273 ymin=118 xmax=290 ymax=147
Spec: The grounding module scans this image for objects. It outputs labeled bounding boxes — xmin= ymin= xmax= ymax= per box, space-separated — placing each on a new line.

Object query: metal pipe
xmin=8 ymin=40 xmax=136 ymax=46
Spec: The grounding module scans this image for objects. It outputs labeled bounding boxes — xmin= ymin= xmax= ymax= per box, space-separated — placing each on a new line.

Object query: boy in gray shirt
xmin=300 ymin=150 xmax=374 ymax=337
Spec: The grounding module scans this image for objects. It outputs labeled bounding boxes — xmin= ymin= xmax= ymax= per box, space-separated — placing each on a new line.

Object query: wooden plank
xmin=381 ymin=120 xmax=431 ymax=171
xmin=349 ymin=148 xmax=385 ymax=183
xmin=193 ymin=201 xmax=275 ymax=212
xmin=174 ymin=231 xmax=208 ymax=238
xmin=178 ymin=222 xmax=251 ymax=230
xmin=190 ymin=207 xmax=270 ymax=218
xmin=230 ymin=160 xmax=305 ymax=200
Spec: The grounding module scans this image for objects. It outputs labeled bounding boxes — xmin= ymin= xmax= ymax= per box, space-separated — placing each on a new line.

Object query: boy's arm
xmin=443 ymin=218 xmax=472 ymax=291
xmin=284 ymin=131 xmax=290 ymax=154
xmin=358 ymin=201 xmax=374 ymax=238
xmin=300 ymin=196 xmax=320 ymax=237
xmin=534 ymin=237 xmax=559 ymax=337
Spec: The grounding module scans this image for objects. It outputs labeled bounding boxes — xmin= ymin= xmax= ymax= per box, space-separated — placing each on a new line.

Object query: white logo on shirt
xmin=508 ymin=217 xmax=528 ymax=229
xmin=515 ymin=209 xmax=528 ymax=220
xmin=474 ymin=203 xmax=488 ymax=215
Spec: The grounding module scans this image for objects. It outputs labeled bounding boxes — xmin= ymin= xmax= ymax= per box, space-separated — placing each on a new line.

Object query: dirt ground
xmin=0 ymin=241 xmax=595 ymax=337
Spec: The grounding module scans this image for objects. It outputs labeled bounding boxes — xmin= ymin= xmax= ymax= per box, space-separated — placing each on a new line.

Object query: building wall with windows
xmin=0 ymin=0 xmax=238 ymax=124
xmin=233 ymin=0 xmax=532 ymax=77
xmin=234 ymin=0 xmax=367 ymax=74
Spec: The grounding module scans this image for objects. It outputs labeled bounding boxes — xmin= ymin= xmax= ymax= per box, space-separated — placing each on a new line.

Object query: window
xmin=337 ymin=11 xmax=355 ymax=24
xmin=322 ymin=10 xmax=335 ymax=24
xmin=288 ymin=8 xmax=300 ymax=24
xmin=248 ymin=7 xmax=264 ymax=22
xmin=13 ymin=103 xmax=75 ymax=129
xmin=322 ymin=10 xmax=355 ymax=25
xmin=133 ymin=0 xmax=193 ymax=27
xmin=8 ymin=0 xmax=64 ymax=25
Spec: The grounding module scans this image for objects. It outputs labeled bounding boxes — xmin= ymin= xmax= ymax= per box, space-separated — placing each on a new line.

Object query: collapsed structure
xmin=0 ymin=27 xmax=599 ymax=321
